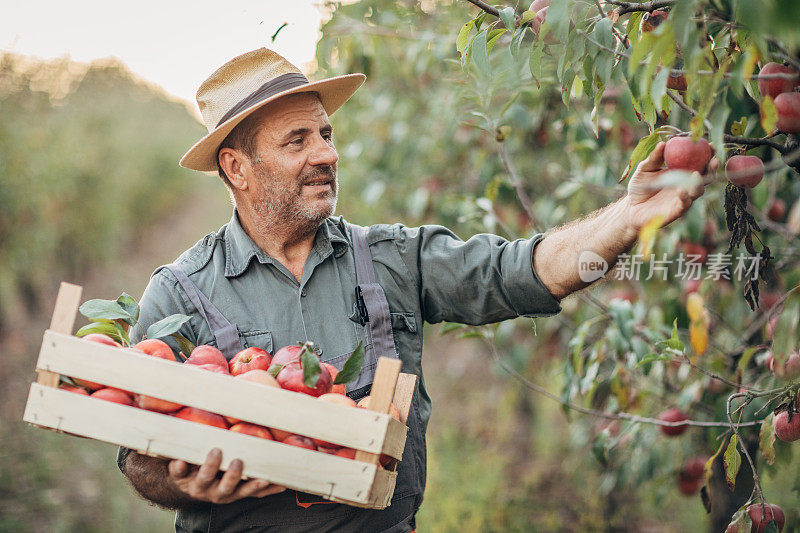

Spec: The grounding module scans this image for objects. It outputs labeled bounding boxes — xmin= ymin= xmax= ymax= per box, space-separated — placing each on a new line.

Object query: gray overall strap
xmin=154 ymin=265 xmax=243 ymax=359
xmin=350 ymin=224 xmax=399 ymax=364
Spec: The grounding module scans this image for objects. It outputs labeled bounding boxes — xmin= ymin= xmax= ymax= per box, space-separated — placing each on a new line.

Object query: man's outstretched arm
xmin=534 ymin=142 xmax=712 ymax=300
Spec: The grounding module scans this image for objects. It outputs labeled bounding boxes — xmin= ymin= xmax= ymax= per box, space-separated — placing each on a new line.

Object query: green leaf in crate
xmin=335 ymin=341 xmax=365 ymax=385
xmin=79 ymin=298 xmax=135 ymax=323
xmin=169 ymin=333 xmax=193 ymax=362
xmin=116 ymin=293 xmax=139 ymax=323
xmin=146 ymin=314 xmax=192 ymax=341
xmin=76 ymin=321 xmax=123 ymax=340
xmin=300 ymin=342 xmax=321 ymax=388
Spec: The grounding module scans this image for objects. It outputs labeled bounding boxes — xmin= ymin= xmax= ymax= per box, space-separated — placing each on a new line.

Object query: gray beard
xmin=250 ymin=164 xmax=338 ymax=240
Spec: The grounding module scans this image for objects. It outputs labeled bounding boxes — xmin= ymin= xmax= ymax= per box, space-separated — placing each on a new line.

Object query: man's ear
xmin=218 ymin=148 xmax=249 ymax=191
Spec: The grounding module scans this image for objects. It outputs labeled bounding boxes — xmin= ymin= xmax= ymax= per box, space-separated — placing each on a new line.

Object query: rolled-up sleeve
xmin=394 ymin=224 xmax=562 ymax=325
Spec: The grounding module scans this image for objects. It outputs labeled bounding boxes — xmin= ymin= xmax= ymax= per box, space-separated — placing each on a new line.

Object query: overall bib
xmin=155 ymin=225 xmax=425 ymax=533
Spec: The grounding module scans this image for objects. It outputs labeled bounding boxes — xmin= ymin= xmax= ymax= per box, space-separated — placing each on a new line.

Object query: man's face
xmin=244 ymin=93 xmax=338 ymax=230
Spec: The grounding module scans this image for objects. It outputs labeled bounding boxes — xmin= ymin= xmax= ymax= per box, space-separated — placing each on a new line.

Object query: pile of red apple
xmin=59 ymin=334 xmax=399 ymax=465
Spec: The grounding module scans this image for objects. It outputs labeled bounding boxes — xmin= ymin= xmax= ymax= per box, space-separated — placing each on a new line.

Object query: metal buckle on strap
xmin=355 ymin=286 xmax=370 ymax=324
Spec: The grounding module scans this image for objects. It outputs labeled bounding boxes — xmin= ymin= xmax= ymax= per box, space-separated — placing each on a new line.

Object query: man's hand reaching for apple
xmin=623 ymin=141 xmax=717 ymax=235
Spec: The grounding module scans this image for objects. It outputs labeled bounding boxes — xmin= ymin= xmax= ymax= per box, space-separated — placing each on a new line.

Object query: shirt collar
xmin=224 ymin=212 xmax=350 ymax=278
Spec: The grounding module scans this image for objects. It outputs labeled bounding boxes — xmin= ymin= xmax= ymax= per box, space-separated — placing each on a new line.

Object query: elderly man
xmin=117 ymin=48 xmax=706 ymax=532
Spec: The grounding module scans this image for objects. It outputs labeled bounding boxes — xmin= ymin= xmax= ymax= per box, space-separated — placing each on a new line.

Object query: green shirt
xmin=131 ymin=211 xmax=562 ymax=429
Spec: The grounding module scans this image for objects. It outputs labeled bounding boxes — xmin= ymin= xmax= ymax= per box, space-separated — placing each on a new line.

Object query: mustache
xmin=302 ymin=165 xmax=336 ymax=184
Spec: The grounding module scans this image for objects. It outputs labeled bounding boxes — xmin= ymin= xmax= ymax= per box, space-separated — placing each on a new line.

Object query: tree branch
xmin=604 ymin=0 xmax=676 ymax=15
xmin=465 ymin=0 xmax=500 ymax=17
xmin=487 ymin=338 xmax=764 ymax=429
xmin=496 ymin=140 xmax=544 ymax=232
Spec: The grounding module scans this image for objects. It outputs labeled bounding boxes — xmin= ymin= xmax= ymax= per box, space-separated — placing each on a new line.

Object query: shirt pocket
xmin=239 ymin=330 xmax=274 ymax=354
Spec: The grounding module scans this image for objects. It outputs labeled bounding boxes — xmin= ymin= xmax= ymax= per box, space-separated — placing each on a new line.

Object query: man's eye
xmin=290 ymin=138 xmax=303 ymax=145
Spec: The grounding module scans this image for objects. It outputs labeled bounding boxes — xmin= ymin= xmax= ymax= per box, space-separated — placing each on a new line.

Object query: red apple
xmin=758 ymin=62 xmax=799 ymax=100
xmin=174 ymin=407 xmax=229 ymax=429
xmin=282 ymin=434 xmax=317 ymax=451
xmin=775 ymin=92 xmax=800 ymax=134
xmin=321 ymin=362 xmax=347 ymax=395
xmin=133 ymin=338 xmax=177 ymax=361
xmin=680 ymin=242 xmax=709 ymax=263
xmin=726 ymin=155 xmax=764 ymax=188
xmin=229 ymin=347 xmax=272 ymax=376
xmin=236 ymin=369 xmax=280 ymax=387
xmin=311 ymin=393 xmax=358 ymax=448
xmin=682 ymin=278 xmax=702 ymax=296
xmin=135 ymin=394 xmax=183 ymax=414
xmin=658 ymin=408 xmax=689 ymax=436
xmin=77 ymin=333 xmax=123 ymax=390
xmin=334 ymin=447 xmax=357 ymax=460
xmin=774 ymin=409 xmax=800 ymax=442
xmin=91 ymin=387 xmax=134 ymax=406
xmin=677 ymin=475 xmax=702 ymax=496
xmin=531 ymin=7 xmax=560 ymax=45
xmin=664 ymin=136 xmax=713 ymax=173
xmin=760 ymin=291 xmax=781 ymax=309
xmin=767 ymin=351 xmax=800 ymax=379
xmin=195 ymin=363 xmax=230 ymax=375
xmin=747 ymin=503 xmax=785 ymax=533
xmin=767 ymin=199 xmax=787 ymax=222
xmin=271 ymin=345 xmax=304 ymax=367
xmin=59 ymin=384 xmax=89 ymax=395
xmin=276 ymin=362 xmax=332 ymax=397
xmin=229 ymin=422 xmax=274 ymax=440
xmin=270 ymin=428 xmax=293 ymax=442
xmin=83 ymin=333 xmax=121 ymax=347
xmin=528 ymin=0 xmax=549 ymax=11
xmin=224 ymin=370 xmax=281 ymax=425
xmin=682 ymin=456 xmax=707 ymax=479
xmin=186 ymin=345 xmax=228 ymax=368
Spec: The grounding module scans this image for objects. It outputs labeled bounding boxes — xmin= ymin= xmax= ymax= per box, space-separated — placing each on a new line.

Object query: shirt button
xmin=300 ymin=289 xmax=307 ymax=297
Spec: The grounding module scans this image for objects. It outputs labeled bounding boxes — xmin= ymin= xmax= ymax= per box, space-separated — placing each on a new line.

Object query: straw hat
xmin=180 ymin=48 xmax=366 ymax=172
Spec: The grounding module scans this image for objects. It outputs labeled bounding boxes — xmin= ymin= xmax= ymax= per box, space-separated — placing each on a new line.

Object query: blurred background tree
xmin=2 ymin=0 xmax=799 ymax=531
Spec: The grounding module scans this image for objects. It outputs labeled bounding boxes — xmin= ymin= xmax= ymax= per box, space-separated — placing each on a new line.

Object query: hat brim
xmin=179 ymin=73 xmax=366 ymax=172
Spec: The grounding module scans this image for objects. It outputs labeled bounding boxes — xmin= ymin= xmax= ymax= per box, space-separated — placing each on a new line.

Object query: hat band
xmin=215 ymin=72 xmax=310 ymax=127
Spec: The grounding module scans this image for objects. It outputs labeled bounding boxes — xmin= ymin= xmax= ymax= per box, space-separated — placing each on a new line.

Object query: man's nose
xmin=309 ymin=135 xmax=338 ymax=167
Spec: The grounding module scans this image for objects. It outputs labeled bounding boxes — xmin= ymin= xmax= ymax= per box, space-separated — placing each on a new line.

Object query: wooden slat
xmin=355 ymin=357 xmax=401 ymax=465
xmin=23 ymin=383 xmax=380 ymax=504
xmin=37 ymin=282 xmax=82 ymax=388
xmin=37 ymin=331 xmax=395 ymax=454
xmin=392 ymin=373 xmax=417 ymax=424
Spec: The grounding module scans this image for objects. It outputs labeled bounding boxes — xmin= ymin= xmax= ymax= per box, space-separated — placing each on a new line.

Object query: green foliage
xmin=318 ymin=0 xmax=800 ymax=529
xmin=0 ymin=53 xmax=205 ymax=324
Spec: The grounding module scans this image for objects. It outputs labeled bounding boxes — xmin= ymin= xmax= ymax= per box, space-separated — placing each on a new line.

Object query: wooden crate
xmin=22 ymin=282 xmax=416 ymax=509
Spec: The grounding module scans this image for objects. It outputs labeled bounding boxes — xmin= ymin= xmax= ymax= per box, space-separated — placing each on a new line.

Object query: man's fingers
xmin=256 ymin=484 xmax=287 ymax=498
xmin=168 ymin=460 xmax=191 ymax=479
xmin=706 ymin=156 xmax=720 ymax=175
xmin=637 ymin=141 xmax=666 ymax=173
xmin=194 ymin=448 xmax=223 ymax=491
xmin=233 ymin=479 xmax=285 ymax=500
xmin=689 ymin=172 xmax=706 ymax=200
xmin=216 ymin=459 xmax=244 ymax=497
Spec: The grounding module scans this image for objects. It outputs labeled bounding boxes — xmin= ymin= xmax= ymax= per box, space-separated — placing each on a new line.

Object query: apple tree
xmin=317 ymin=0 xmax=799 ymax=529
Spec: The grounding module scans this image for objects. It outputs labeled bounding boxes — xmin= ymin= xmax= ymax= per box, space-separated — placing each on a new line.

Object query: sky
xmin=1 ymin=1 xmax=325 ymax=108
